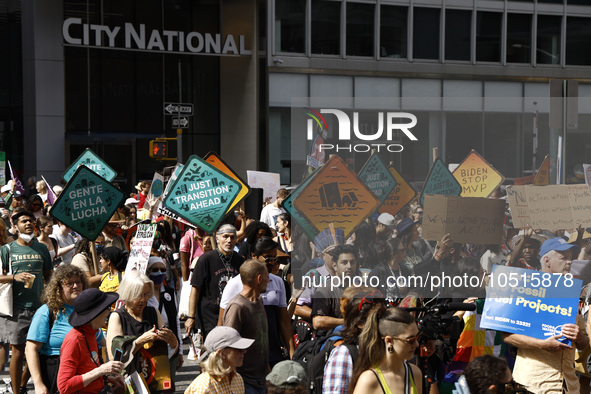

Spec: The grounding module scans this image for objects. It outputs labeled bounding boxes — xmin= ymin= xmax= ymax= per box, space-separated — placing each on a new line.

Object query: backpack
xmin=292 ymin=327 xmax=358 ymax=393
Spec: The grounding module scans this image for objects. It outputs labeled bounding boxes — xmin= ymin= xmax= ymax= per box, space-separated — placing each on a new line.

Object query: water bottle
xmin=194 ymin=329 xmax=203 ymax=359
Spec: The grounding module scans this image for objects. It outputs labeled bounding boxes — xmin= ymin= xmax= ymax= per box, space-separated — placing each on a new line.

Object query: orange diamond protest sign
xmin=379 ymin=166 xmax=417 ymax=217
xmin=204 ymin=152 xmax=251 ymax=213
xmin=453 ymin=150 xmax=505 ymax=198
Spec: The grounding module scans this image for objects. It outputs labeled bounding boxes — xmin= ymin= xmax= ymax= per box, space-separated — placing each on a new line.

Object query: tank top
xmin=115 ymin=306 xmax=159 ymax=336
xmin=373 ymin=363 xmax=418 ymax=394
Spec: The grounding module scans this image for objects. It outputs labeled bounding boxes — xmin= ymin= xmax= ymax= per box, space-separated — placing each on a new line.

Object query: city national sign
xmin=50 ymin=166 xmax=124 ymax=241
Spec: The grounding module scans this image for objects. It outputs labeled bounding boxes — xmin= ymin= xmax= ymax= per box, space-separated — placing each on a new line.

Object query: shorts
xmin=1 ymin=307 xmax=35 ymax=345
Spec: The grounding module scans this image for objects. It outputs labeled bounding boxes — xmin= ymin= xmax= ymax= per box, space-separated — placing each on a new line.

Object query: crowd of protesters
xmin=0 ymin=175 xmax=591 ymax=394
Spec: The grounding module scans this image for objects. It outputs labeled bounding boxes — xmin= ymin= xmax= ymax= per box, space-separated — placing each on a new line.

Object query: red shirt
xmin=57 ymin=324 xmax=105 ymax=394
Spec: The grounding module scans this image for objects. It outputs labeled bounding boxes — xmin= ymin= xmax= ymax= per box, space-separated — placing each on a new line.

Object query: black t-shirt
xmin=190 ymin=250 xmax=243 ymax=335
xmin=311 ymin=286 xmax=344 ymax=328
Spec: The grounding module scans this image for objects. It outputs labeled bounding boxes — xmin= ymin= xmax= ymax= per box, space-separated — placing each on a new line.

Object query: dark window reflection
xmin=507 ymin=13 xmax=531 ymax=63
xmin=566 ymin=17 xmax=591 ymax=66
xmin=275 ymin=0 xmax=305 ymax=53
xmin=347 ymin=3 xmax=374 ymax=57
xmin=380 ymin=5 xmax=407 ymax=59
xmin=476 ymin=11 xmax=502 ymax=62
xmin=312 ymin=1 xmax=341 ymax=55
xmin=537 ymin=15 xmax=561 ymax=64
xmin=445 ymin=9 xmax=471 ymax=61
xmin=413 ymin=7 xmax=440 ymax=60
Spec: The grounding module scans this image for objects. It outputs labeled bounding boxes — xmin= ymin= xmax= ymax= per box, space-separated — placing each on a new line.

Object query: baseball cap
xmin=197 ymin=326 xmax=254 ymax=363
xmin=266 ymin=360 xmax=308 ymax=388
xmin=539 ymin=237 xmax=580 ymax=258
xmin=0 ymin=185 xmax=10 ymax=194
xmin=377 ymin=213 xmax=396 ymax=229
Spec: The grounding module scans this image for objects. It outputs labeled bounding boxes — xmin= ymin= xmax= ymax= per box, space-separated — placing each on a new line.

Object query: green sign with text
xmin=62 ymin=148 xmax=117 ymax=183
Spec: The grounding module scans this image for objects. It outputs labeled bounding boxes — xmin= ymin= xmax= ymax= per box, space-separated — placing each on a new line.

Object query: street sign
xmin=358 ymin=154 xmax=397 ymax=204
xmin=172 ymin=117 xmax=189 ymax=128
xmin=379 ymin=166 xmax=417 ymax=217
xmin=204 ymin=152 xmax=251 ymax=213
xmin=293 ymin=155 xmax=380 ymax=239
xmin=419 ymin=158 xmax=462 ymax=206
xmin=162 ymin=155 xmax=241 ymax=233
xmin=163 ymin=102 xmax=194 ymax=116
xmin=453 ymin=150 xmax=505 ymax=198
xmin=50 ymin=166 xmax=125 ymax=241
xmin=62 ymin=148 xmax=118 ymax=183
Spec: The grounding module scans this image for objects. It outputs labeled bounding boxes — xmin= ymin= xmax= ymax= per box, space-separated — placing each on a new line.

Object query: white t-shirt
xmin=260 ymin=204 xmax=285 ymax=230
xmin=480 ymin=249 xmax=508 ymax=273
xmin=220 ymin=273 xmax=287 ymax=309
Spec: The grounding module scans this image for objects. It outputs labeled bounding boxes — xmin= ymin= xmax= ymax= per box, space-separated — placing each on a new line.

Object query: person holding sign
xmin=502 ymin=238 xmax=589 ymax=393
xmin=508 ymin=227 xmax=546 ymax=271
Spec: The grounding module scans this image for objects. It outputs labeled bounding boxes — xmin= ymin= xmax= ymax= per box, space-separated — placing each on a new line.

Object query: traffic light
xmin=149 ymin=140 xmax=168 ymax=158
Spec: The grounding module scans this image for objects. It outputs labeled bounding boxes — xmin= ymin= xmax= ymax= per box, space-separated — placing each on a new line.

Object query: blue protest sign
xmin=419 ymin=158 xmax=462 ymax=206
xmin=62 ymin=148 xmax=118 ymax=183
xmin=162 ymin=155 xmax=241 ymax=233
xmin=283 ymin=167 xmax=322 ymax=241
xmin=480 ymin=265 xmax=581 ymax=343
xmin=50 ymin=166 xmax=125 ymax=241
xmin=358 ymin=154 xmax=397 ymax=204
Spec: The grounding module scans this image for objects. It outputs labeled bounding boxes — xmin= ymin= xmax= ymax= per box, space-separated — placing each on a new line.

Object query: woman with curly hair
xmin=25 ymin=264 xmax=102 ymax=394
xmin=238 ymin=221 xmax=272 ymax=260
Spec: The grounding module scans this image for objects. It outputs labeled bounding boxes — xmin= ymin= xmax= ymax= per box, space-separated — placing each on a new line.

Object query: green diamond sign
xmin=162 ymin=155 xmax=241 ymax=233
xmin=50 ymin=166 xmax=125 ymax=241
xmin=62 ymin=148 xmax=117 ymax=183
xmin=358 ymin=154 xmax=397 ymax=204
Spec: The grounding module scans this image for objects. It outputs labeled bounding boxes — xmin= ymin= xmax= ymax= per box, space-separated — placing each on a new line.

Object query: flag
xmin=42 ymin=176 xmax=57 ymax=205
xmin=7 ymin=161 xmax=25 ymax=194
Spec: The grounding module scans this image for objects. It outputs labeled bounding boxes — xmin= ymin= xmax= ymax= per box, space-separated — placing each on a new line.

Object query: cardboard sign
xmin=507 ymin=184 xmax=591 ymax=230
xmin=584 ymin=164 xmax=591 ymax=189
xmin=162 ymin=155 xmax=240 ymax=233
xmin=358 ymin=154 xmax=397 ymax=204
xmin=283 ymin=167 xmax=322 ymax=241
xmin=293 ymin=155 xmax=380 ymax=238
xmin=62 ymin=148 xmax=117 ymax=183
xmin=247 ymin=170 xmax=281 ymax=202
xmin=49 ymin=166 xmax=124 ymax=241
xmin=125 ymin=224 xmax=156 ymax=273
xmin=419 ymin=158 xmax=462 ymax=206
xmin=422 ymin=194 xmax=505 ymax=244
xmin=481 ymin=265 xmax=581 ymax=342
xmin=514 ymin=175 xmax=535 ymax=185
xmin=379 ymin=166 xmax=417 ymax=217
xmin=453 ymin=150 xmax=505 ymax=198
xmin=204 ymin=152 xmax=251 ymax=213
xmin=534 ymin=155 xmax=550 ymax=186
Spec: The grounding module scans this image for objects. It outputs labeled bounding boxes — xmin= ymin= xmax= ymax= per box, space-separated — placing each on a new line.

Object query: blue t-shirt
xmin=27 ymin=304 xmax=104 ymax=356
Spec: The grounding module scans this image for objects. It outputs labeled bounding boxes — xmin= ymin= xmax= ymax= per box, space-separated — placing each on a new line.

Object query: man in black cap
xmin=0 ymin=209 xmax=53 ymax=394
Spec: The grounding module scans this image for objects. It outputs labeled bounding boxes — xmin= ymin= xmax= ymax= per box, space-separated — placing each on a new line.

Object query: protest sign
xmin=481 ymin=265 xmax=581 ymax=343
xmin=62 ymin=148 xmax=117 ymax=183
xmin=283 ymin=167 xmax=322 ymax=241
xmin=50 ymin=166 xmax=124 ymax=241
xmin=293 ymin=155 xmax=380 ymax=238
xmin=584 ymin=164 xmax=591 ymax=189
xmin=125 ymin=223 xmax=156 ymax=273
xmin=422 ymin=194 xmax=505 ymax=244
xmin=453 ymin=150 xmax=505 ymax=198
xmin=247 ymin=170 xmax=281 ymax=203
xmin=148 ymin=172 xmax=164 ymax=201
xmin=163 ymin=155 xmax=241 ymax=233
xmin=534 ymin=155 xmax=550 ymax=186
xmin=157 ymin=164 xmax=193 ymax=227
xmin=205 ymin=152 xmax=251 ymax=213
xmin=419 ymin=158 xmax=462 ymax=206
xmin=514 ymin=175 xmax=535 ymax=185
xmin=358 ymin=154 xmax=397 ymax=204
xmin=506 ymin=184 xmax=591 ymax=229
xmin=379 ymin=166 xmax=417 ymax=217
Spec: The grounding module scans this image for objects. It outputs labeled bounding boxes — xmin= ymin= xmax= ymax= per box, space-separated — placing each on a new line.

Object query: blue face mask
xmin=149 ymin=272 xmax=166 ymax=285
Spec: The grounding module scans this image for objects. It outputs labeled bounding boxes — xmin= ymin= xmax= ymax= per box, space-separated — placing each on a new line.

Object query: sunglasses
xmin=150 ymin=268 xmax=167 ymax=273
xmin=392 ymin=332 xmax=423 ymax=345
xmin=358 ymin=290 xmax=384 ymax=311
xmin=263 ymin=256 xmax=280 ymax=264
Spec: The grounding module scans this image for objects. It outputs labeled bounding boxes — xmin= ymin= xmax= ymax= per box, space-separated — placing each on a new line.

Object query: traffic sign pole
xmin=177 ymin=129 xmax=183 ymax=163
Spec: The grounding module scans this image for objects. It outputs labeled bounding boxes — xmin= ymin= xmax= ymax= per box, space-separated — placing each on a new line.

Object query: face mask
xmin=149 ymin=272 xmax=166 ymax=285
xmin=19 ymin=233 xmax=35 ymax=243
xmin=95 ymin=245 xmax=105 ymax=256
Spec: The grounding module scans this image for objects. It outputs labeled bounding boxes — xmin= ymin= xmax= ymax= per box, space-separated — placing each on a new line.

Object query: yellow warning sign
xmin=534 ymin=155 xmax=550 ymax=186
xmin=379 ymin=166 xmax=417 ymax=217
xmin=204 ymin=152 xmax=251 ymax=213
xmin=293 ymin=155 xmax=380 ymax=238
xmin=453 ymin=150 xmax=505 ymax=198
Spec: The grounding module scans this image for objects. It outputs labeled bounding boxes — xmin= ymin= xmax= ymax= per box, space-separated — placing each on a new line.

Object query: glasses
xmin=150 ymin=268 xmax=166 ymax=273
xmin=63 ymin=280 xmax=82 ymax=289
xmin=358 ymin=290 xmax=384 ymax=311
xmin=392 ymin=332 xmax=423 ymax=345
xmin=263 ymin=256 xmax=280 ymax=264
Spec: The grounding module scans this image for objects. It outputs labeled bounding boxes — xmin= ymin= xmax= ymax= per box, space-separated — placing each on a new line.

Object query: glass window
xmin=346 ymin=3 xmax=374 ymax=57
xmin=312 ymin=1 xmax=341 ymax=55
xmin=566 ymin=17 xmax=591 ymax=66
xmin=275 ymin=0 xmax=305 ymax=53
xmin=538 ymin=0 xmax=563 ymax=3
xmin=413 ymin=7 xmax=440 ymax=60
xmin=537 ymin=15 xmax=561 ymax=65
xmin=380 ymin=5 xmax=407 ymax=59
xmin=476 ymin=12 xmax=502 ymax=62
xmin=446 ymin=112 xmax=483 ymax=164
xmin=445 ymin=9 xmax=471 ymax=61
xmin=483 ymin=113 xmax=520 ymax=178
xmin=507 ymin=14 xmax=531 ymax=63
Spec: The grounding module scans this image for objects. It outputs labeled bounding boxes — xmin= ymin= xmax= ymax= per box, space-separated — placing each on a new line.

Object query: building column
xmin=21 ymin=0 xmax=65 ymax=186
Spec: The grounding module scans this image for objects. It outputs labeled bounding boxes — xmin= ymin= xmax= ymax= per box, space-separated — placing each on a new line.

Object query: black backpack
xmin=293 ymin=328 xmax=358 ymax=393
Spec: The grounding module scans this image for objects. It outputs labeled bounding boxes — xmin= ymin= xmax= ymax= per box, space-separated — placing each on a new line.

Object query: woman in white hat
xmin=185 ymin=326 xmax=254 ymax=394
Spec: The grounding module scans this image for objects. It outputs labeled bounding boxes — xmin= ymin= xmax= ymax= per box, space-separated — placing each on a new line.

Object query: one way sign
xmin=163 ymin=102 xmax=194 ymax=116
xmin=172 ymin=117 xmax=189 ymax=128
